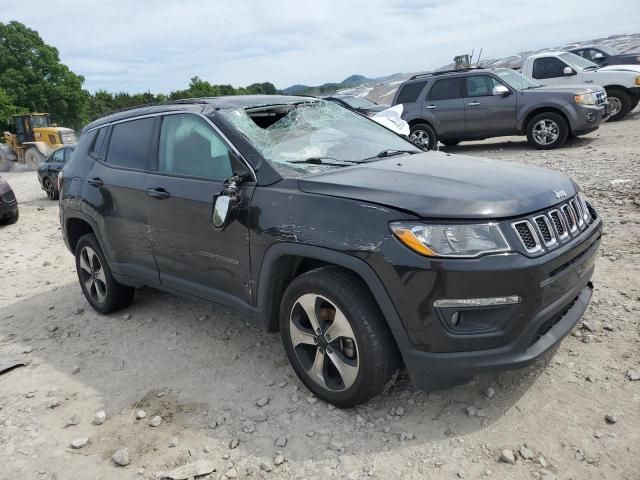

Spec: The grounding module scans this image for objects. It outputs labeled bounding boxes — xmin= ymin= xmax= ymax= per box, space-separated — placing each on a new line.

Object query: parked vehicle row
xmin=58 ymin=96 xmax=602 ymax=407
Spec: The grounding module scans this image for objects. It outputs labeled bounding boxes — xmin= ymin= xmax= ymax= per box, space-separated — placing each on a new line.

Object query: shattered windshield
xmin=339 ymin=96 xmax=377 ymax=109
xmin=560 ymin=52 xmax=598 ymax=70
xmin=218 ymin=100 xmax=417 ymax=175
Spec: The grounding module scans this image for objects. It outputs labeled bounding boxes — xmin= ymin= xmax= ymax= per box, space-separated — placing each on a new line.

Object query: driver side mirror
xmin=563 ymin=66 xmax=576 ymax=76
xmin=492 ymin=85 xmax=510 ymax=96
xmin=213 ymin=195 xmax=234 ymax=228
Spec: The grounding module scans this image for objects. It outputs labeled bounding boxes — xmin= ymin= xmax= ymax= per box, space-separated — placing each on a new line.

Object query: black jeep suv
xmin=59 ymin=96 xmax=602 ymax=407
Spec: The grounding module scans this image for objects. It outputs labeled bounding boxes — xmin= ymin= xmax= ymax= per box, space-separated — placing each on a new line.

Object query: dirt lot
xmin=1 ymin=111 xmax=639 ymax=480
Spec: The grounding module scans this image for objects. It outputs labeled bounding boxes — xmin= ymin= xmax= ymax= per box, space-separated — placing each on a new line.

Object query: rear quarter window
xmin=90 ymin=127 xmax=108 ymax=159
xmin=395 ymin=81 xmax=428 ymax=104
xmin=105 ymin=117 xmax=156 ymax=170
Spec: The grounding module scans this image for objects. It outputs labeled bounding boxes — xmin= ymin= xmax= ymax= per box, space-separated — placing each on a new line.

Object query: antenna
xmin=476 ymin=48 xmax=483 ymax=67
xmin=469 ymin=48 xmax=475 ymax=64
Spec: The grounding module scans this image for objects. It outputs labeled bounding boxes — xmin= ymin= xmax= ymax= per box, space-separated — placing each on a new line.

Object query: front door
xmin=464 ymin=75 xmax=517 ymax=136
xmin=531 ymin=57 xmax=581 ymax=86
xmin=423 ymin=77 xmax=466 ymax=139
xmin=145 ymin=112 xmax=254 ymax=306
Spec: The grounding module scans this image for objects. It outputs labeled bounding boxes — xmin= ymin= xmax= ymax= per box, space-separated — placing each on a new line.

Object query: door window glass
xmin=428 ymin=78 xmax=463 ymax=101
xmin=90 ymin=127 xmax=109 ymax=159
xmin=395 ymin=81 xmax=428 ymax=103
xmin=159 ymin=114 xmax=232 ymax=179
xmin=465 ymin=76 xmax=502 ymax=97
xmin=105 ymin=118 xmax=155 ymax=169
xmin=532 ymin=57 xmax=567 ymax=79
xmin=51 ymin=149 xmax=64 ymax=163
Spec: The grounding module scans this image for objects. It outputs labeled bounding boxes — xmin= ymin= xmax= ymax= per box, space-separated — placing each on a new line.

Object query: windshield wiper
xmin=364 ymin=149 xmax=420 ymax=160
xmin=288 ymin=156 xmax=360 ymax=166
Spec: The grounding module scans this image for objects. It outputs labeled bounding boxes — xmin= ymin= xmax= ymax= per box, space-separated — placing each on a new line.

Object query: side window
xmin=105 ymin=118 xmax=155 ymax=169
xmin=51 ymin=149 xmax=65 ymax=163
xmin=532 ymin=58 xmax=567 ymax=79
xmin=573 ymin=49 xmax=586 ymax=59
xmin=90 ymin=127 xmax=108 ymax=159
xmin=395 ymin=81 xmax=428 ymax=104
xmin=465 ymin=76 xmax=502 ymax=97
xmin=428 ymin=78 xmax=463 ymax=101
xmin=159 ymin=114 xmax=232 ymax=179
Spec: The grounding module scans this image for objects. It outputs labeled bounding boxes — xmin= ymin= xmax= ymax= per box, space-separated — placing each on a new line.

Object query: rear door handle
xmin=146 ymin=188 xmax=171 ymax=199
xmin=87 ymin=177 xmax=103 ymax=187
xmin=467 ymin=101 xmax=481 ymax=106
xmin=426 ymin=105 xmax=439 ymax=109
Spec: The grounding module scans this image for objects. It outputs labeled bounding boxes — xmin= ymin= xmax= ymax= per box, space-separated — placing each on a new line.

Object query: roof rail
xmin=409 ymin=66 xmax=484 ymax=80
xmin=101 ymin=98 xmax=212 ymax=117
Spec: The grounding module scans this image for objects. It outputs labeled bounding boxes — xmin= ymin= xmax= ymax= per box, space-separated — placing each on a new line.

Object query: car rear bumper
xmin=0 ymin=197 xmax=18 ymax=220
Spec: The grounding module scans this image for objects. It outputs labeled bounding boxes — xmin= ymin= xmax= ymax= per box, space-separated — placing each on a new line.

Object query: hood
xmin=597 ymin=64 xmax=640 ymax=73
xmin=524 ymin=84 xmax=602 ymax=94
xmin=297 ymin=151 xmax=576 ymax=219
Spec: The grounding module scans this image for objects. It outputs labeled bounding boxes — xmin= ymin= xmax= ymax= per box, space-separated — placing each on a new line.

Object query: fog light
xmin=451 ymin=311 xmax=460 ymax=326
xmin=434 ymin=296 xmax=521 ymax=308
xmin=586 ymin=112 xmax=595 ymax=122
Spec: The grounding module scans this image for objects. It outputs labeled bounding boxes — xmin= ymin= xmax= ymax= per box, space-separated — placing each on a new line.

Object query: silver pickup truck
xmin=392 ymin=67 xmax=609 ymax=150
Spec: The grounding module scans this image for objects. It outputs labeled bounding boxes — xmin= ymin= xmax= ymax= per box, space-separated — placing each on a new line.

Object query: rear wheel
xmin=408 ymin=123 xmax=437 ymax=151
xmin=526 ymin=112 xmax=569 ymax=150
xmin=75 ymin=233 xmax=134 ymax=314
xmin=280 ymin=267 xmax=400 ymax=408
xmin=43 ymin=178 xmax=59 ymax=200
xmin=25 ymin=148 xmax=44 ymax=170
xmin=605 ymin=88 xmax=631 ymax=122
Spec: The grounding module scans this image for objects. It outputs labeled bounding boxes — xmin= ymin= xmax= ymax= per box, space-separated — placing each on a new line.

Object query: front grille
xmin=511 ymin=195 xmax=597 ymax=255
xmin=512 ymin=221 xmax=541 ymax=253
xmin=1 ymin=190 xmax=16 ymax=204
xmin=594 ymin=90 xmax=607 ymax=106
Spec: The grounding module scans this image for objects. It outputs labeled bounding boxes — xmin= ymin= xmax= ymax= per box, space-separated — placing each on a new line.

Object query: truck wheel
xmin=526 ymin=112 xmax=569 ymax=150
xmin=0 ymin=150 xmax=10 ymax=172
xmin=25 ymin=148 xmax=44 ymax=170
xmin=605 ymin=89 xmax=631 ymax=121
xmin=409 ymin=123 xmax=437 ymax=151
xmin=280 ymin=267 xmax=400 ymax=408
xmin=75 ymin=233 xmax=134 ymax=314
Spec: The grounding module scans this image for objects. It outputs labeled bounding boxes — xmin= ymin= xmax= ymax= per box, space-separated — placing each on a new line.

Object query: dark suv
xmin=392 ymin=68 xmax=608 ymax=150
xmin=59 ymin=96 xmax=602 ymax=407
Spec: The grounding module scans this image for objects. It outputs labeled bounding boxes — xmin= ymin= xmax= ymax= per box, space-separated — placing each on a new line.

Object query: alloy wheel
xmin=44 ymin=179 xmax=56 ymax=200
xmin=79 ymin=246 xmax=107 ymax=304
xmin=532 ymin=119 xmax=559 ymax=146
xmin=289 ymin=293 xmax=359 ymax=392
xmin=608 ymin=97 xmax=622 ymax=118
xmin=409 ymin=129 xmax=430 ymax=149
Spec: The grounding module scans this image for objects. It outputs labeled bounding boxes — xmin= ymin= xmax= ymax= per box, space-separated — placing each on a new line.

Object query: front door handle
xmin=467 ymin=101 xmax=481 ymax=106
xmin=87 ymin=177 xmax=103 ymax=187
xmin=146 ymin=188 xmax=171 ymax=199
xmin=425 ymin=105 xmax=439 ymax=109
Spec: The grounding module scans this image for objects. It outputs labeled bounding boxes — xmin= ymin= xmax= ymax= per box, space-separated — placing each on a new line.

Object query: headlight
xmin=635 ymin=75 xmax=640 ymax=86
xmin=574 ymin=93 xmax=595 ymax=105
xmin=389 ymin=222 xmax=510 ymax=258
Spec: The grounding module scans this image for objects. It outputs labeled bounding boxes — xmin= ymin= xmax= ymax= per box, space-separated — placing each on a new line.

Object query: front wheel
xmin=75 ymin=233 xmax=134 ymax=314
xmin=605 ymin=89 xmax=631 ymax=122
xmin=526 ymin=112 xmax=569 ymax=150
xmin=280 ymin=267 xmax=400 ymax=408
xmin=408 ymin=123 xmax=437 ymax=151
xmin=25 ymin=148 xmax=44 ymax=170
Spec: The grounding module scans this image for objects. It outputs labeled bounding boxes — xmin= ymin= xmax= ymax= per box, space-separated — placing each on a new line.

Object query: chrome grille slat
xmin=533 ymin=215 xmax=557 ymax=247
xmin=512 ymin=221 xmax=542 ymax=254
xmin=561 ymin=204 xmax=577 ymax=234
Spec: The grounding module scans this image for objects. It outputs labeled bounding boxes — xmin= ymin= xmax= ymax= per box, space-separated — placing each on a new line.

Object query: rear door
xmin=423 ymin=77 xmax=466 ymax=138
xmin=464 ymin=75 xmax=517 ymax=136
xmin=145 ymin=112 xmax=254 ymax=306
xmin=84 ymin=117 xmax=158 ymax=281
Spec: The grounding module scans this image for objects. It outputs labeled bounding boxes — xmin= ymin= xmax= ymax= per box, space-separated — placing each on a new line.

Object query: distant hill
xmin=281 ymin=74 xmax=376 ymax=95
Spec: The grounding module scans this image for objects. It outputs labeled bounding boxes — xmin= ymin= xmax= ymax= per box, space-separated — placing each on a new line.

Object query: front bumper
xmin=373 ymin=209 xmax=602 ymax=390
xmin=571 ymin=103 xmax=607 ymax=134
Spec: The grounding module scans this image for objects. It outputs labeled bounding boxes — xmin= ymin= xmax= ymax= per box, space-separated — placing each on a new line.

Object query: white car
xmin=521 ymin=51 xmax=640 ymax=121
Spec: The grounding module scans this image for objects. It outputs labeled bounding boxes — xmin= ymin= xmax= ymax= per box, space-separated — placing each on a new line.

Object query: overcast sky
xmin=3 ymin=0 xmax=639 ymax=93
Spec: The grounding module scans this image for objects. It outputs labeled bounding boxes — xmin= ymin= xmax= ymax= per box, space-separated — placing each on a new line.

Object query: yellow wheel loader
xmin=0 ymin=113 xmax=76 ymax=171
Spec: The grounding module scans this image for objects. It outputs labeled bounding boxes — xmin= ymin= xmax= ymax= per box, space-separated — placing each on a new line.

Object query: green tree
xmin=0 ymin=21 xmax=88 ymax=130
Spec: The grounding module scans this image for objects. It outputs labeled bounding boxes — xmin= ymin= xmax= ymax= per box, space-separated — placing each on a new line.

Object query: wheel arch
xmin=521 ymin=107 xmax=571 ymax=134
xmin=256 ymin=243 xmax=412 ymax=353
xmin=64 ymin=211 xmax=101 ymax=255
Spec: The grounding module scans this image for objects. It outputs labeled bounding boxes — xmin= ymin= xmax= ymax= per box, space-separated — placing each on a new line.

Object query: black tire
xmin=279 ymin=266 xmax=400 ymax=408
xmin=75 ymin=233 xmax=134 ymax=314
xmin=525 ymin=112 xmax=569 ymax=150
xmin=408 ymin=123 xmax=437 ymax=151
xmin=1 ymin=209 xmax=19 ymax=225
xmin=43 ymin=178 xmax=59 ymax=200
xmin=441 ymin=139 xmax=460 ymax=147
xmin=605 ymin=88 xmax=631 ymax=122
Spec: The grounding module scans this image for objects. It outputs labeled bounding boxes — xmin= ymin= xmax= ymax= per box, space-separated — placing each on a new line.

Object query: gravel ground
xmin=0 ymin=110 xmax=639 ymax=480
